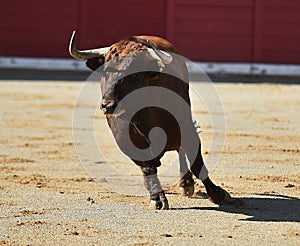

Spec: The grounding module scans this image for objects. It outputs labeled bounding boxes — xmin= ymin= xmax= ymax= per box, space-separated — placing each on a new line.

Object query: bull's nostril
xmin=101 ymin=103 xmax=117 ymax=115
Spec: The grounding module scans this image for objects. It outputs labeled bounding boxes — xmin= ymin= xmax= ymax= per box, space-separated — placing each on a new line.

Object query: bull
xmin=69 ymin=31 xmax=232 ymax=209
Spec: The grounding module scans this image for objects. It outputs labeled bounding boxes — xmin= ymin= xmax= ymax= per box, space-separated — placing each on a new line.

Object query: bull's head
xmin=69 ymin=31 xmax=173 ymax=116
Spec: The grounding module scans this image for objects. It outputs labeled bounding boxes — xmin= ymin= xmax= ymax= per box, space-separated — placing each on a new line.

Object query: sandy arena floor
xmin=0 ymin=80 xmax=299 ymax=245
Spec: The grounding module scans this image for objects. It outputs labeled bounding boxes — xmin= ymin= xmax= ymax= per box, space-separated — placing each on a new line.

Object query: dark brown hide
xmin=101 ymin=36 xmax=192 ymax=165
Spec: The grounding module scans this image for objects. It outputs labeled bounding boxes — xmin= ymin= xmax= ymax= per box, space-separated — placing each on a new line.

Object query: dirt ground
xmin=0 ymin=80 xmax=299 ymax=245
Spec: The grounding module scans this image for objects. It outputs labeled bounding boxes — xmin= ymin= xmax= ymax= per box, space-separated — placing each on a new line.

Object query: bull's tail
xmin=193 ymin=120 xmax=201 ymax=134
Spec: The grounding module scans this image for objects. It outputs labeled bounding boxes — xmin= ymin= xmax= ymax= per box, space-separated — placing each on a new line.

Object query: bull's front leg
xmin=141 ymin=166 xmax=169 ymax=210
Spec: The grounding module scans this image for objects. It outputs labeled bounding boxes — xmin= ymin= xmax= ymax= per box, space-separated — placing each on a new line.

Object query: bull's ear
xmin=86 ymin=57 xmax=105 ymax=71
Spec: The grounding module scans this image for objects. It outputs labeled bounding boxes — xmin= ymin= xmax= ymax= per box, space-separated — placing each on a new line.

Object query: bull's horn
xmin=69 ymin=31 xmax=109 ymax=60
xmin=147 ymin=48 xmax=173 ymax=64
xmin=146 ymin=42 xmax=173 ymax=64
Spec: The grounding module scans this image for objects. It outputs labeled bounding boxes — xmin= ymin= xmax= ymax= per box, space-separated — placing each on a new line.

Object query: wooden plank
xmin=264 ymin=8 xmax=300 ymax=23
xmin=166 ymin=0 xmax=176 ymax=42
xmin=175 ymin=6 xmax=253 ymax=21
xmin=79 ymin=0 xmax=166 ymax=48
xmin=255 ymin=0 xmax=300 ymax=63
xmin=176 ymin=20 xmax=252 ymax=36
xmin=176 ymin=0 xmax=253 ymax=7
xmin=172 ymin=0 xmax=254 ymax=62
xmin=263 ymin=0 xmax=300 ymax=8
xmin=0 ymin=0 xmax=79 ymax=58
xmin=263 ymin=37 xmax=300 ymax=52
xmin=176 ymin=35 xmax=252 ymax=61
xmin=264 ymin=22 xmax=300 ymax=37
xmin=262 ymin=50 xmax=300 ymax=64
xmin=253 ymin=0 xmax=264 ymax=62
xmin=176 ymin=36 xmax=252 ymax=49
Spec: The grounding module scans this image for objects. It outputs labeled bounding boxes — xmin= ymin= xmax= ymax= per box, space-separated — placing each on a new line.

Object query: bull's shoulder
xmin=137 ymin=35 xmax=180 ymax=54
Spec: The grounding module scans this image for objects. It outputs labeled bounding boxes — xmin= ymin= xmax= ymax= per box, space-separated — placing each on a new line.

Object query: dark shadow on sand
xmin=171 ymin=194 xmax=300 ymax=222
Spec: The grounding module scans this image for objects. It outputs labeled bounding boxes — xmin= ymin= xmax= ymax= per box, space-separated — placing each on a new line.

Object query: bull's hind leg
xmin=185 ymin=142 xmax=232 ymax=205
xmin=140 ymin=165 xmax=169 ymax=210
xmin=178 ymin=148 xmax=194 ymax=197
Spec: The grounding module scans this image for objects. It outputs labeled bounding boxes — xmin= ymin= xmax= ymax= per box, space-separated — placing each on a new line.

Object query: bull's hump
xmin=105 ymin=39 xmax=147 ymax=61
xmin=105 ymin=35 xmax=179 ymax=61
xmin=137 ymin=35 xmax=179 ymax=54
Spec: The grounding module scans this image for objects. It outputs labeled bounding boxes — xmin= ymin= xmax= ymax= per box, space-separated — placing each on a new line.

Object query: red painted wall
xmin=0 ymin=0 xmax=79 ymax=58
xmin=79 ymin=0 xmax=166 ymax=48
xmin=253 ymin=0 xmax=300 ymax=63
xmin=1 ymin=0 xmax=300 ymax=64
xmin=168 ymin=0 xmax=254 ymax=62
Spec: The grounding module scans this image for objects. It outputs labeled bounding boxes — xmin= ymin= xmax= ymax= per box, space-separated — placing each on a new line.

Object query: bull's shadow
xmin=172 ymin=194 xmax=300 ymax=222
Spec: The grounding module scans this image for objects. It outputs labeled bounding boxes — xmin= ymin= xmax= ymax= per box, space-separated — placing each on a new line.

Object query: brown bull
xmin=69 ymin=31 xmax=232 ymax=209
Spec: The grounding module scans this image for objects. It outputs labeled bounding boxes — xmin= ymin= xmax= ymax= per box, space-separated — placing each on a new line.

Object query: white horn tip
xmin=70 ymin=30 xmax=76 ymax=41
xmin=69 ymin=30 xmax=77 ymax=56
xmin=147 ymin=48 xmax=173 ymax=64
xmin=160 ymin=50 xmax=173 ymax=64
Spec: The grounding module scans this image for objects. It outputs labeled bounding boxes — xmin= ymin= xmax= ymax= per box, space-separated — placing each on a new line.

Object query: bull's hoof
xmin=148 ymin=199 xmax=169 ymax=210
xmin=208 ymin=186 xmax=233 ymax=205
xmin=161 ymin=198 xmax=169 ymax=210
xmin=179 ymin=185 xmax=194 ymax=197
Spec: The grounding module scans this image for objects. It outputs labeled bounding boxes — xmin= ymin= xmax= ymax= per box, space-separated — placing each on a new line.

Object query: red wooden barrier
xmin=253 ymin=0 xmax=300 ymax=63
xmin=78 ymin=0 xmax=166 ymax=49
xmin=0 ymin=0 xmax=300 ymax=64
xmin=169 ymin=0 xmax=254 ymax=62
xmin=0 ymin=0 xmax=79 ymax=58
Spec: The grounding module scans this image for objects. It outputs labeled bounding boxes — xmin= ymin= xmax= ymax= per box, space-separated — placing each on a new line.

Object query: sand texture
xmin=0 ymin=81 xmax=299 ymax=245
